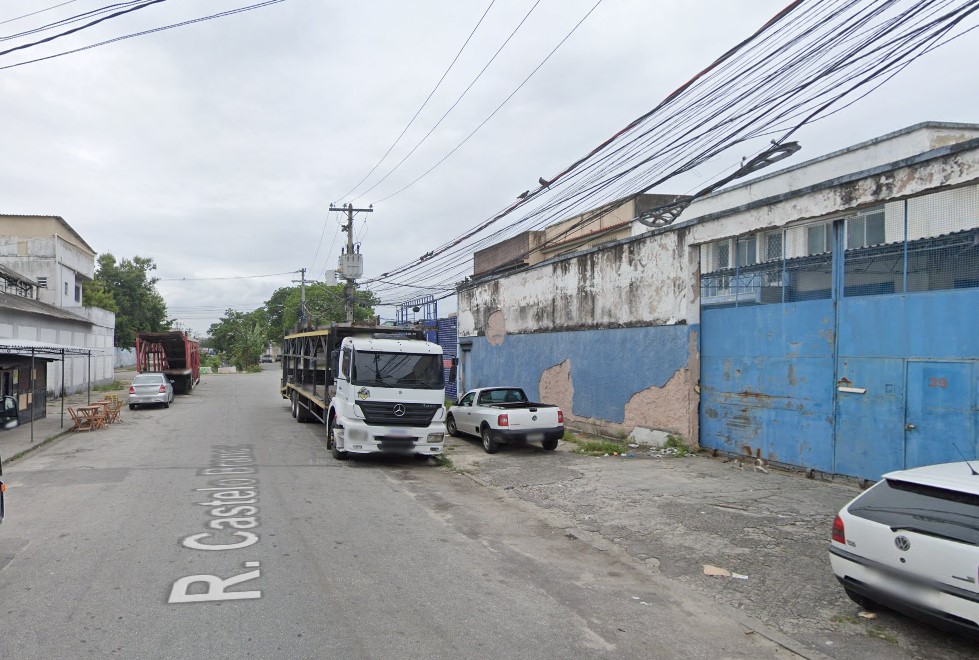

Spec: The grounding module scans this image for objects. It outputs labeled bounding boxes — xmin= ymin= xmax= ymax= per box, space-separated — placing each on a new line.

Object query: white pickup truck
xmin=446 ymin=387 xmax=564 ymax=454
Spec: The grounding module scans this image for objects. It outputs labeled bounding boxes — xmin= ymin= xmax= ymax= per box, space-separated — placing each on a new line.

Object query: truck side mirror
xmin=1 ymin=395 xmax=18 ymax=430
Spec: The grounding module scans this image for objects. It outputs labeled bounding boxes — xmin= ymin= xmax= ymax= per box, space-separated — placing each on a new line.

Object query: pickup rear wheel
xmin=542 ymin=437 xmax=559 ymax=451
xmin=446 ymin=415 xmax=459 ymax=437
xmin=329 ymin=417 xmax=348 ymax=461
xmin=481 ymin=426 xmax=499 ymax=454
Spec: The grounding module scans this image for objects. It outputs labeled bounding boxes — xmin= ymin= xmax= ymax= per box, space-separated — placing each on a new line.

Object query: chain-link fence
xmin=700 ymin=183 xmax=979 ymax=306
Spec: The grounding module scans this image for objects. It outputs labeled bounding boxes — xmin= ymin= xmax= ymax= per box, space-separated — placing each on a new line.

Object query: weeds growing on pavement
xmin=575 ymin=439 xmax=627 ymax=456
xmin=664 ymin=435 xmax=689 ymax=457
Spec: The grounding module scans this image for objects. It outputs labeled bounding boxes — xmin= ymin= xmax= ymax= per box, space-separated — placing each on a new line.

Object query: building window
xmin=736 ymin=236 xmax=756 ymax=267
xmin=765 ymin=231 xmax=783 ymax=261
xmin=807 ymin=223 xmax=832 ymax=255
xmin=847 ymin=208 xmax=886 ymax=249
xmin=75 ymin=285 xmax=81 ymax=302
xmin=715 ymin=241 xmax=730 ymax=270
xmin=37 ymin=276 xmax=47 ymax=288
xmin=64 ymin=282 xmax=69 ymax=295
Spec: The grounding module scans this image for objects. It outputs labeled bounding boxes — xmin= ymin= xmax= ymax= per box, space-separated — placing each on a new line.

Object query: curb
xmin=1 ymin=429 xmax=73 ymax=467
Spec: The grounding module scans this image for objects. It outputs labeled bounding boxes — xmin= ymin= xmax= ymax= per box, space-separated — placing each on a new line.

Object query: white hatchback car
xmin=830 ymin=461 xmax=979 ymax=640
xmin=128 ymin=373 xmax=175 ymax=410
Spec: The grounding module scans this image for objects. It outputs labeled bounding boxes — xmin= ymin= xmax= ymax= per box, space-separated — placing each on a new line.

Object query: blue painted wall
xmin=462 ymin=324 xmax=691 ymax=422
xmin=700 ymin=301 xmax=836 ymax=471
xmin=702 ymin=289 xmax=979 ymax=479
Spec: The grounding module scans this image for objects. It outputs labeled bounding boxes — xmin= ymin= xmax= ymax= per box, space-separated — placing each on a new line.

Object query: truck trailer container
xmin=281 ymin=324 xmax=455 ymax=460
xmin=135 ymin=331 xmax=201 ymax=394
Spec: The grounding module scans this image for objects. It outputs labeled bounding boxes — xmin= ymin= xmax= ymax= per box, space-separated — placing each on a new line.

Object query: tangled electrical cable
xmin=366 ymin=0 xmax=979 ymax=308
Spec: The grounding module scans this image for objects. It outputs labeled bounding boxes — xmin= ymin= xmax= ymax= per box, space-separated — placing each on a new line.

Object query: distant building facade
xmin=458 ymin=122 xmax=979 ymax=481
xmin=0 ymin=215 xmax=115 ymax=395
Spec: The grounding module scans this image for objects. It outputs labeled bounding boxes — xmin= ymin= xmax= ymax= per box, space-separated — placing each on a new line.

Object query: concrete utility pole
xmin=329 ymin=203 xmax=372 ymax=323
xmin=292 ymin=268 xmax=307 ymax=329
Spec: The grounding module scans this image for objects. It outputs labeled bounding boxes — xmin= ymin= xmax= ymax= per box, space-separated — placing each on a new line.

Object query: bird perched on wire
xmin=517 ymin=190 xmax=530 ymax=199
xmin=538 ymin=177 xmax=551 ymax=187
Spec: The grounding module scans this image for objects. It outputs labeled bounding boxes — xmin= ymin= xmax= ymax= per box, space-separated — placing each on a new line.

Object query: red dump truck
xmin=135 ymin=331 xmax=201 ymax=394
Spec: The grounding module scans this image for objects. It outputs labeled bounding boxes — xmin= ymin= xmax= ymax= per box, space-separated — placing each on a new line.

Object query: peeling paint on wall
xmin=623 ymin=367 xmax=693 ymax=442
xmin=486 ymin=309 xmax=506 ymax=346
xmin=539 ymin=359 xmax=573 ymax=417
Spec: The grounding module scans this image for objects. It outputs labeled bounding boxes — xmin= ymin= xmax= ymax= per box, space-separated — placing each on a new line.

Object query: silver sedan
xmin=128 ymin=373 xmax=175 ymax=410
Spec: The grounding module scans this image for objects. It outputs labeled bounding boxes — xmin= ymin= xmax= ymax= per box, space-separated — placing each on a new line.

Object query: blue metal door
xmin=904 ymin=361 xmax=976 ymax=468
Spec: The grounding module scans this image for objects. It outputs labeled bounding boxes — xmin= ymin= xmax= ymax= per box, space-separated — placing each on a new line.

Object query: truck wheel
xmin=542 ymin=437 xmax=558 ymax=451
xmin=329 ymin=417 xmax=348 ymax=461
xmin=446 ymin=415 xmax=459 ymax=437
xmin=481 ymin=426 xmax=499 ymax=454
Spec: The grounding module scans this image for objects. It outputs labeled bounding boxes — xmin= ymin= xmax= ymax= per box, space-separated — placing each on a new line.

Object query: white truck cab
xmin=328 ymin=335 xmax=448 ymax=459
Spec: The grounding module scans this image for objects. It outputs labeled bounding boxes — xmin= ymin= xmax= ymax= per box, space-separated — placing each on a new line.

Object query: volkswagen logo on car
xmin=393 ymin=404 xmax=406 ymax=417
xmin=894 ymin=535 xmax=911 ymax=551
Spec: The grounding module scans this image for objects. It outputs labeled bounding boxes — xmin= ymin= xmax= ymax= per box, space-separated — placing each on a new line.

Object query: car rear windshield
xmin=133 ymin=375 xmax=164 ymax=385
xmin=849 ymin=478 xmax=979 ymax=545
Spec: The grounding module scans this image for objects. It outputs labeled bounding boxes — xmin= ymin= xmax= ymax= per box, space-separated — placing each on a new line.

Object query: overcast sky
xmin=2 ymin=0 xmax=977 ymax=336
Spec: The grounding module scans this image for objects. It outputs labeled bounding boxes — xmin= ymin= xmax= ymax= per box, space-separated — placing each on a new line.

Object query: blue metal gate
xmin=700 ymin=190 xmax=979 ymax=480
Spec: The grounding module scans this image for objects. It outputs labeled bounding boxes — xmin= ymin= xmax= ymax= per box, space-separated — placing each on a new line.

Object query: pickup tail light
xmin=557 ymin=410 xmax=564 ymax=424
xmin=498 ymin=414 xmax=509 ymax=427
xmin=159 ymin=385 xmax=167 ymax=393
xmin=832 ymin=515 xmax=846 ymax=544
xmin=129 ymin=386 xmax=135 ymax=394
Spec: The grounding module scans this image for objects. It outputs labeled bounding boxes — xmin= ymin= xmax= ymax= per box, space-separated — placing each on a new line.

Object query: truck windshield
xmin=351 ymin=351 xmax=444 ymax=390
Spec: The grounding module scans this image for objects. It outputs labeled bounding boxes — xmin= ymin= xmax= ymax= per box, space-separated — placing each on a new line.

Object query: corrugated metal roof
xmin=0 ymin=263 xmax=37 ymax=286
xmin=0 ymin=338 xmax=96 ymax=357
xmin=0 ymin=291 xmax=90 ymax=324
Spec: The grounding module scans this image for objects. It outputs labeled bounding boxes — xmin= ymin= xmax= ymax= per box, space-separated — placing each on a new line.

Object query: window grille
xmin=37 ymin=276 xmax=47 ymax=288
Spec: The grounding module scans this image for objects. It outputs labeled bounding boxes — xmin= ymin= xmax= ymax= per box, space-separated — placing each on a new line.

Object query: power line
xmin=350 ymin=0 xmax=546 ymax=203
xmin=337 ymin=0 xmax=497 ymax=202
xmin=362 ymin=0 xmax=979 ymax=306
xmin=0 ymin=0 xmax=83 ymax=27
xmin=0 ymin=0 xmax=288 ymax=71
xmin=0 ymin=0 xmax=167 ymax=58
xmin=158 ymin=270 xmax=299 ymax=282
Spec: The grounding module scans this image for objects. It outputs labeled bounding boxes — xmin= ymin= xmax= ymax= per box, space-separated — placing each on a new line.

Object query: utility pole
xmin=292 ymin=268 xmax=307 ymax=329
xmin=330 ymin=203 xmax=372 ymax=323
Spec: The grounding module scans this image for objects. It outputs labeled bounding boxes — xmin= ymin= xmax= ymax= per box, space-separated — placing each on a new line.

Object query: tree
xmin=278 ymin=283 xmax=378 ymax=333
xmin=208 ymin=308 xmax=269 ymax=370
xmin=89 ymin=254 xmax=169 ymax=347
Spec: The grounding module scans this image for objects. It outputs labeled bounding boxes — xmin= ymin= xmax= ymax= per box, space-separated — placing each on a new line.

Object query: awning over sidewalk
xmin=0 ymin=339 xmax=109 ymax=442
xmin=0 ymin=338 xmax=101 ymax=357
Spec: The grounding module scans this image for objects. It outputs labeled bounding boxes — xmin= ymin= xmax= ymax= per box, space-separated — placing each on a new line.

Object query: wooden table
xmin=77 ymin=404 xmax=108 ymax=430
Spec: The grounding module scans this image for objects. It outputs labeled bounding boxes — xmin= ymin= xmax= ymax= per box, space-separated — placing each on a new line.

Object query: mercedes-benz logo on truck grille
xmin=894 ymin=535 xmax=911 ymax=551
xmin=393 ymin=404 xmax=406 ymax=417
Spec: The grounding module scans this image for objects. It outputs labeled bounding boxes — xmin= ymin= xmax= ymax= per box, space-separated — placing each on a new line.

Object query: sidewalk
xmin=0 ymin=375 xmax=132 ymax=467
xmin=441 ymin=434 xmax=976 ymax=660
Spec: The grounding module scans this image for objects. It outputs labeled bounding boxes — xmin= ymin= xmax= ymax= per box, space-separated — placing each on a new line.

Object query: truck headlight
xmin=427 ymin=432 xmax=444 ymax=444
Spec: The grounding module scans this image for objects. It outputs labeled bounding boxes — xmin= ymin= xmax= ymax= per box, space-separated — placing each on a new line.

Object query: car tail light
xmin=557 ymin=410 xmax=564 ymax=424
xmin=129 ymin=386 xmax=135 ymax=394
xmin=159 ymin=385 xmax=167 ymax=393
xmin=498 ymin=414 xmax=509 ymax=427
xmin=832 ymin=515 xmax=846 ymax=544
xmin=0 ymin=481 xmax=5 ymax=494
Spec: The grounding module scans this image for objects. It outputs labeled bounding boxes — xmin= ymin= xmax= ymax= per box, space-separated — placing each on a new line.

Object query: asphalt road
xmin=0 ymin=369 xmax=797 ymax=659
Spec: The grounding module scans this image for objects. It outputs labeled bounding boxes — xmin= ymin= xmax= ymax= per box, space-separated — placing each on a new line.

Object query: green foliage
xmin=280 ymin=283 xmax=378 ymax=333
xmin=208 ymin=314 xmax=268 ymax=371
xmin=664 ymin=434 xmax=689 ymax=457
xmin=89 ymin=254 xmax=168 ymax=347
xmin=81 ymin=278 xmax=118 ymax=312
xmin=575 ymin=439 xmax=626 ymax=456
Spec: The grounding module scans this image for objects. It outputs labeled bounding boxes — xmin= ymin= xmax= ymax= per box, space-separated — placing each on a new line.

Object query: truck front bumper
xmin=337 ymin=419 xmax=445 ymax=456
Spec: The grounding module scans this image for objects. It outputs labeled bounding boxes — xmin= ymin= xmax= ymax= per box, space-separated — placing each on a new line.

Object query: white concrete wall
xmin=461 ymin=126 xmax=979 ymax=339
xmin=0 ymin=308 xmax=116 ymax=395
